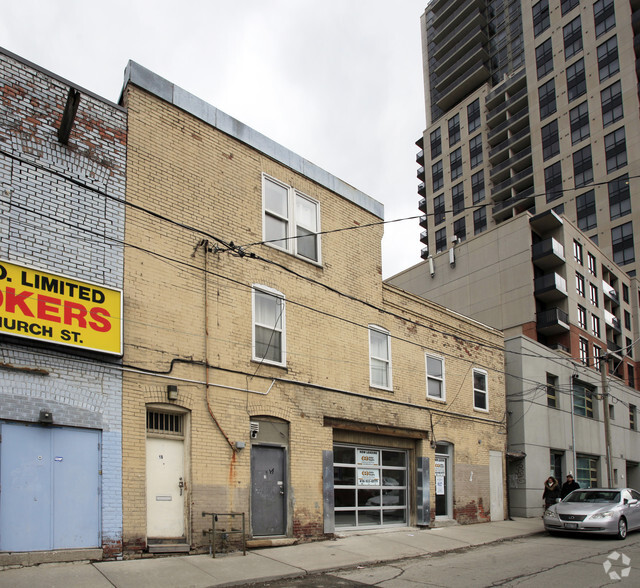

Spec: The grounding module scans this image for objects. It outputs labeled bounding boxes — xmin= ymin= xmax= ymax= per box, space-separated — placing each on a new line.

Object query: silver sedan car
xmin=544 ymin=488 xmax=640 ymax=539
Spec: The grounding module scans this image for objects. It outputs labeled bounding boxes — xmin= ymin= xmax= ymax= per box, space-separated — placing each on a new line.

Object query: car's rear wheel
xmin=617 ymin=518 xmax=627 ymax=540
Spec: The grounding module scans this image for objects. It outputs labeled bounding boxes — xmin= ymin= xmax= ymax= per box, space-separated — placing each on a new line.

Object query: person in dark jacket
xmin=560 ymin=474 xmax=580 ymax=499
xmin=543 ymin=476 xmax=561 ymax=509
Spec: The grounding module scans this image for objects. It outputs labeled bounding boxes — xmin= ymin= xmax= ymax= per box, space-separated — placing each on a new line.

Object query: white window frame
xmin=426 ymin=353 xmax=446 ymax=401
xmin=252 ymin=285 xmax=286 ymax=367
xmin=588 ymin=252 xmax=597 ymax=276
xmin=369 ymin=325 xmax=392 ymax=391
xmin=262 ymin=174 xmax=321 ymax=264
xmin=473 ymin=368 xmax=489 ymax=412
xmin=591 ymin=314 xmax=601 ymax=338
xmin=594 ymin=344 xmax=602 ymax=371
xmin=573 ymin=240 xmax=583 ymax=264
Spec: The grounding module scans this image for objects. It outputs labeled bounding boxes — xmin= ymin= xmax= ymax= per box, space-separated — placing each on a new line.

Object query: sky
xmin=1 ymin=0 xmax=428 ymax=278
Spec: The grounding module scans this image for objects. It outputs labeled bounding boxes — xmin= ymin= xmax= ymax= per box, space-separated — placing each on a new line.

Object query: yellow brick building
xmin=120 ymin=62 xmax=507 ymax=554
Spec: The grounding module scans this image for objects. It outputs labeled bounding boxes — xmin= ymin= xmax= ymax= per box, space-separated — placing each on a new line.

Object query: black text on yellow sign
xmin=0 ymin=260 xmax=122 ymax=355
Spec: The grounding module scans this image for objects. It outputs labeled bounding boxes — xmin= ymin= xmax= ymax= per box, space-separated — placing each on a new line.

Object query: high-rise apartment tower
xmin=418 ymin=0 xmax=640 ymax=278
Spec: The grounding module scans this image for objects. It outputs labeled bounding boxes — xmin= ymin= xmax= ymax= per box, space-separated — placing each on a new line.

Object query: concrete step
xmin=0 ymin=548 xmax=103 ymax=568
xmin=246 ymin=538 xmax=297 ymax=549
xmin=147 ymin=543 xmax=191 ymax=554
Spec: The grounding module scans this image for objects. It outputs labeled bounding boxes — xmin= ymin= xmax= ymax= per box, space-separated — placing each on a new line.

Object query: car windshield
xmin=565 ymin=490 xmax=620 ymax=503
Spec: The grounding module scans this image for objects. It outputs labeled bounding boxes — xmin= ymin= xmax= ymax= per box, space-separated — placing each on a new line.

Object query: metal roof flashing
xmin=122 ymin=61 xmax=384 ymax=220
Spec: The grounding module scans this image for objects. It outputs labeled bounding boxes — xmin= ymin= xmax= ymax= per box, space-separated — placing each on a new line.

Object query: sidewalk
xmin=0 ymin=518 xmax=544 ymax=587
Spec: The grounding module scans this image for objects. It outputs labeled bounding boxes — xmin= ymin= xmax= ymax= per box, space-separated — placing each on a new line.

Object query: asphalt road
xmin=242 ymin=530 xmax=640 ymax=587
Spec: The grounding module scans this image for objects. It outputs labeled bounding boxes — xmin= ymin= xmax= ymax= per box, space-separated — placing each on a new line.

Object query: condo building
xmin=388 ymin=0 xmax=640 ymax=516
xmin=417 ymin=0 xmax=640 ymax=279
xmin=389 ymin=209 xmax=640 ymax=514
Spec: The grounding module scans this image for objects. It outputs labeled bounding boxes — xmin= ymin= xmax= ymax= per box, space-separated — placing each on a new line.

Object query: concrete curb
xmin=0 ymin=518 xmax=545 ymax=587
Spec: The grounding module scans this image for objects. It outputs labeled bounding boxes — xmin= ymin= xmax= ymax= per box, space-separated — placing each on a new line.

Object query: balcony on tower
xmin=532 ymin=237 xmax=565 ymax=270
xmin=537 ymin=307 xmax=570 ymax=336
xmin=534 ymin=272 xmax=568 ymax=302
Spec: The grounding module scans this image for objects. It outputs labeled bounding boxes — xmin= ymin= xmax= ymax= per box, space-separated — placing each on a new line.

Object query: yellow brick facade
xmin=121 ymin=75 xmax=506 ymax=553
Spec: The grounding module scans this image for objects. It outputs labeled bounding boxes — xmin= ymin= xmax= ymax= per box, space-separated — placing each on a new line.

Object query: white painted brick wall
xmin=0 ymin=49 xmax=126 ymax=556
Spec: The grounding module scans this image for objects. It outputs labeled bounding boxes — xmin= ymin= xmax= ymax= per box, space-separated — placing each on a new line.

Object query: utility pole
xmin=600 ymin=353 xmax=614 ymax=488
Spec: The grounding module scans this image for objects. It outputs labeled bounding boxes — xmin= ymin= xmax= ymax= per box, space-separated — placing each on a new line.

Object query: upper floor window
xmin=536 ymin=38 xmax=554 ymax=79
xmin=576 ymin=272 xmax=585 ymax=297
xmin=589 ymin=283 xmax=599 ymax=307
xmin=469 ymin=134 xmax=483 ymax=168
xmin=570 ymin=102 xmax=589 ymax=145
xmin=623 ymin=284 xmax=630 ymax=303
xmin=588 ymin=252 xmax=597 ymax=276
xmin=473 ymin=368 xmax=488 ymax=411
xmin=563 ymin=16 xmax=583 ymax=60
xmin=598 ymin=36 xmax=619 ymax=82
xmin=263 ymin=175 xmax=320 ymax=263
xmin=467 ymin=99 xmax=481 ymax=133
xmin=435 ymin=227 xmax=447 ymax=253
xmin=562 ymin=0 xmax=579 ymax=16
xmin=450 ymin=147 xmax=463 ymax=180
xmin=472 ymin=170 xmax=485 ymax=203
xmin=630 ymin=404 xmax=637 ymax=431
xmin=426 ymin=354 xmax=445 ymax=400
xmin=594 ymin=0 xmax=615 ymax=38
xmin=453 ymin=217 xmax=466 ymax=243
xmin=474 ymin=206 xmax=487 ymax=235
xmin=433 ymin=194 xmax=445 ymax=225
xmin=608 ymin=174 xmax=631 ymax=220
xmin=434 ymin=194 xmax=446 ymax=225
xmin=601 ymin=81 xmax=623 ymax=128
xmin=573 ymin=379 xmax=593 ymax=416
xmin=538 ymin=79 xmax=557 ymax=120
xmin=542 ymin=119 xmax=559 ymax=161
xmin=432 ymin=160 xmax=444 ymax=192
xmin=566 ymin=58 xmax=586 ymax=102
xmin=577 ymin=304 xmax=587 ymax=329
xmin=578 ymin=338 xmax=590 ymax=367
xmin=452 ymin=183 xmax=465 ymax=215
xmin=604 ymin=127 xmax=627 ymax=173
xmin=252 ymin=286 xmax=286 ymax=366
xmin=545 ymin=162 xmax=563 ymax=203
xmin=594 ymin=344 xmax=602 ymax=372
xmin=448 ymin=114 xmax=461 ymax=146
xmin=369 ymin=326 xmax=392 ymax=390
xmin=430 ymin=128 xmax=442 ymax=158
xmin=547 ymin=373 xmax=558 ymax=408
xmin=592 ymin=314 xmax=601 ymax=338
xmin=573 ymin=145 xmax=593 ymax=188
xmin=612 ymin=222 xmax=635 ymax=266
xmin=576 ymin=189 xmax=596 ymax=231
xmin=574 ymin=240 xmax=583 ymax=265
xmin=533 ymin=0 xmax=550 ymax=37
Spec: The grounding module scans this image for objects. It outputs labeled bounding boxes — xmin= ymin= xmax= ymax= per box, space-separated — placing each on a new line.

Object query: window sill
xmin=369 ymin=385 xmax=394 ymax=393
xmin=251 ymin=358 xmax=288 ymax=371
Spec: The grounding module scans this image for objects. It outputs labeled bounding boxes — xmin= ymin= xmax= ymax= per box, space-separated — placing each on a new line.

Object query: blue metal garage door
xmin=0 ymin=422 xmax=101 ymax=551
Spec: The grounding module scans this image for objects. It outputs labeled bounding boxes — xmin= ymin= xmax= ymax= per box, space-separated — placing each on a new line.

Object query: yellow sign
xmin=0 ymin=260 xmax=122 ymax=355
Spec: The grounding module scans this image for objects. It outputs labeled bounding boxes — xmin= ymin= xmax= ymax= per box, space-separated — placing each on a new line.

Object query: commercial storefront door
xmin=435 ymin=443 xmax=452 ymax=519
xmin=0 ymin=422 xmax=100 ymax=551
xmin=333 ymin=444 xmax=408 ymax=528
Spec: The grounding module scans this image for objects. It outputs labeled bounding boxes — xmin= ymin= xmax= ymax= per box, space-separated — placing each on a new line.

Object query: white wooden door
xmin=146 ymin=437 xmax=184 ymax=537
